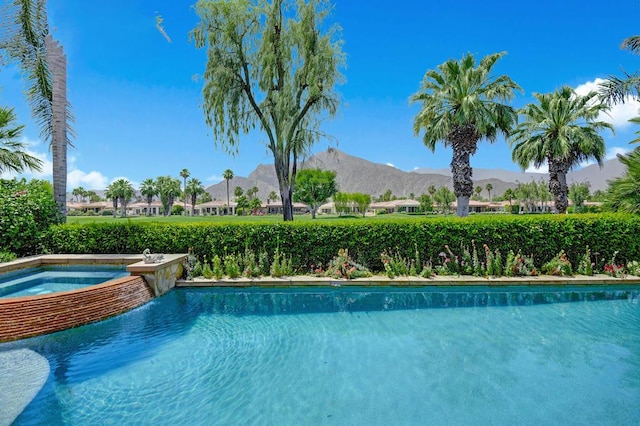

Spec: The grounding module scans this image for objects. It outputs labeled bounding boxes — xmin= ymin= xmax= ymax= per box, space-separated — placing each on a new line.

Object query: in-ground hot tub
xmin=0 ymin=255 xmax=153 ymax=342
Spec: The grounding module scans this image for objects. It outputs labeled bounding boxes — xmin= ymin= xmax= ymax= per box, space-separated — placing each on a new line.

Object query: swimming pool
xmin=3 ymin=286 xmax=640 ymax=425
xmin=0 ymin=265 xmax=129 ymax=298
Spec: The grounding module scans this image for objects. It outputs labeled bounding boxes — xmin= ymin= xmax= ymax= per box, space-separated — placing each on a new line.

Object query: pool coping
xmin=176 ymin=273 xmax=640 ymax=288
xmin=0 ymin=254 xmax=144 ymax=275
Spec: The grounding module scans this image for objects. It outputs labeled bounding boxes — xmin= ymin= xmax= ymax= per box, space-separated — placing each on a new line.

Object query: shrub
xmin=541 ymin=250 xmax=573 ymax=276
xmin=40 ymin=214 xmax=640 ymax=275
xmin=0 ymin=251 xmax=17 ymax=263
xmin=0 ymin=178 xmax=61 ymax=256
xmin=576 ymin=246 xmax=594 ymax=276
xmin=325 ymin=249 xmax=371 ymax=279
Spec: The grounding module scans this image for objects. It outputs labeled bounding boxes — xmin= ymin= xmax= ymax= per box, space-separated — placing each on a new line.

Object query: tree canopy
xmin=192 ymin=0 xmax=345 ymax=221
xmin=293 ymin=168 xmax=338 ymax=218
xmin=411 ymin=52 xmax=520 ymax=217
xmin=510 ymin=86 xmax=612 ymax=213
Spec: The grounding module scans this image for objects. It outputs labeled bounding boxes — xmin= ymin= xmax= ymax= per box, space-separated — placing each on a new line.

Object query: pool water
xmin=0 ymin=265 xmax=129 ymax=298
xmin=3 ymin=286 xmax=640 ymax=425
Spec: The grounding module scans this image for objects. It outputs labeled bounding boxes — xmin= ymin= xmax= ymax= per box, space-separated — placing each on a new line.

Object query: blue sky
xmin=1 ymin=0 xmax=639 ymax=190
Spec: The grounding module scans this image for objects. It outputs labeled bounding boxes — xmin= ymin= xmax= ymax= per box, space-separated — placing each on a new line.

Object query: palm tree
xmin=104 ymin=184 xmax=118 ymax=218
xmin=1 ymin=1 xmax=73 ymax=221
xmin=109 ymin=178 xmax=134 ymax=217
xmin=71 ymin=186 xmax=85 ymax=202
xmin=600 ymin=35 xmax=640 ymax=105
xmin=140 ymin=178 xmax=156 ymax=216
xmin=411 ymin=52 xmax=520 ymax=216
xmin=604 ymin=147 xmax=640 ymax=213
xmin=156 ymin=175 xmax=181 ymax=216
xmin=503 ymin=188 xmax=515 ymax=211
xmin=179 ymin=168 xmax=190 ymax=215
xmin=474 ymin=185 xmax=483 ymax=200
xmin=510 ymin=86 xmax=613 ymax=214
xmin=428 ymin=185 xmax=437 ymax=203
xmin=485 ymin=183 xmax=493 ymax=202
xmin=0 ymin=106 xmax=43 ymax=174
xmin=223 ymin=169 xmax=234 ymax=214
xmin=185 ymin=178 xmax=204 ymax=215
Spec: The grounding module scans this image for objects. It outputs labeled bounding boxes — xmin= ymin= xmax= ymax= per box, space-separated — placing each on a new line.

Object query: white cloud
xmin=413 ymin=166 xmax=419 ymax=171
xmin=605 ymin=146 xmax=630 ymax=160
xmin=574 ymin=78 xmax=640 ymax=130
xmin=386 ymin=163 xmax=395 ymax=168
xmin=68 ymin=169 xmax=109 ymax=190
xmin=525 ymin=163 xmax=548 ymax=173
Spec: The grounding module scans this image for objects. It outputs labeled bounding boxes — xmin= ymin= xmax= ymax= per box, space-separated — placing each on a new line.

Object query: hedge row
xmin=41 ymin=214 xmax=640 ymax=273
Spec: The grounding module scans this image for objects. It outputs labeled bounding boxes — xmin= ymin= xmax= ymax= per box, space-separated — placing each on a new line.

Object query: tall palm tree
xmin=156 ymin=175 xmax=181 ymax=216
xmin=140 ymin=178 xmax=156 ymax=216
xmin=485 ymin=183 xmax=493 ymax=202
xmin=186 ymin=177 xmax=204 ymax=215
xmin=179 ymin=168 xmax=190 ymax=215
xmin=104 ymin=183 xmax=118 ymax=218
xmin=510 ymin=86 xmax=613 ymax=214
xmin=0 ymin=106 xmax=43 ymax=174
xmin=1 ymin=0 xmax=73 ymax=221
xmin=411 ymin=52 xmax=520 ymax=216
xmin=428 ymin=185 xmax=437 ymax=203
xmin=223 ymin=169 xmax=234 ymax=214
xmin=108 ymin=178 xmax=134 ymax=217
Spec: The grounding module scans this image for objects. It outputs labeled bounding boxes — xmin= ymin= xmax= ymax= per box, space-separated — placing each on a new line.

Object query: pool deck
xmin=177 ymin=273 xmax=640 ymax=288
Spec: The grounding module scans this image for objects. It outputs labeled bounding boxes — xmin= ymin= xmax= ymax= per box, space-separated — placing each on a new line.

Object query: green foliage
xmin=380 ymin=251 xmax=411 ymax=278
xmin=541 ymin=250 xmax=573 ymax=276
xmin=41 ymin=214 xmax=640 ymax=276
xmin=0 ymin=178 xmax=61 ymax=255
xmin=627 ymin=260 xmax=640 ymax=276
xmin=212 ymin=255 xmax=224 ymax=280
xmin=510 ymin=86 xmax=612 ymax=214
xmin=270 ymin=246 xmax=293 ymax=278
xmin=568 ymin=182 xmax=591 ymax=212
xmin=293 ymin=169 xmax=338 ymax=218
xmin=0 ymin=251 xmax=17 ymax=263
xmin=202 ymin=259 xmax=214 ymax=279
xmin=576 ymin=246 xmax=593 ymax=276
xmin=411 ymin=52 xmax=520 ymax=217
xmin=504 ymin=250 xmax=537 ymax=277
xmin=172 ymin=204 xmax=184 ymax=216
xmin=192 ymin=0 xmax=345 ymax=221
xmin=325 ymin=249 xmax=371 ymax=279
xmin=223 ymin=253 xmax=241 ymax=278
xmin=0 ymin=106 xmax=43 ymax=174
xmin=604 ymin=147 xmax=640 ymax=213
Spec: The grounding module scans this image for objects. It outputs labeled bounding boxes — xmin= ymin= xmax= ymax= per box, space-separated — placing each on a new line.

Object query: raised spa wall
xmin=0 ymin=254 xmax=187 ymax=342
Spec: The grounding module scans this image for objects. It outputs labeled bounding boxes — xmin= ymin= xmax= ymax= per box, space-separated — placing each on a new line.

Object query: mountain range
xmin=205 ymin=148 xmax=626 ymax=201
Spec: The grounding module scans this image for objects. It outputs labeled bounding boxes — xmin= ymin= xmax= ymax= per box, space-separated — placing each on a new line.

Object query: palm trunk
xmin=46 ymin=36 xmax=67 ymax=222
xmin=451 ymin=148 xmax=473 ymax=217
xmin=449 ymin=125 xmax=477 ymax=218
xmin=548 ymin=158 xmax=569 ymax=214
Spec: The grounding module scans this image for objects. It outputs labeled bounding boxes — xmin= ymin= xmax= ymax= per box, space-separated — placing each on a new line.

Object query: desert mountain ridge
xmin=205 ymin=148 xmax=625 ymax=201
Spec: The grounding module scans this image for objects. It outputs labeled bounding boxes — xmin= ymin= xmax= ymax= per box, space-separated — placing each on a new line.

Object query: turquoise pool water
xmin=0 ymin=265 xmax=128 ymax=298
xmin=2 ymin=286 xmax=640 ymax=425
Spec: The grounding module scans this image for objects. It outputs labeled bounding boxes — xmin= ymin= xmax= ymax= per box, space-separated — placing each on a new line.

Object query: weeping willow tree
xmin=0 ymin=0 xmax=72 ymax=221
xmin=192 ymin=0 xmax=345 ymax=221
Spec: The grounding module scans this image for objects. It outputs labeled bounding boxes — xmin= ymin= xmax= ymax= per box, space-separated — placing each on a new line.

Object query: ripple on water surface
xmin=7 ymin=287 xmax=640 ymax=425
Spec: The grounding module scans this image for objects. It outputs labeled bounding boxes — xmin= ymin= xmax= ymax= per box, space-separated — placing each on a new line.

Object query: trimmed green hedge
xmin=41 ymin=214 xmax=640 ymax=273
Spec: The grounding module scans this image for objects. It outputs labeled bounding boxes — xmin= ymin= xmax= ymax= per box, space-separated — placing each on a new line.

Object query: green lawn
xmin=65 ymin=213 xmax=436 ymax=224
